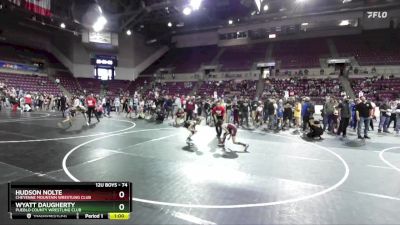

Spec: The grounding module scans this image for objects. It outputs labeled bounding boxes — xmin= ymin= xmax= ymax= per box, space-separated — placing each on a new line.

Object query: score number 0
xmin=119 ymin=191 xmax=125 ymax=211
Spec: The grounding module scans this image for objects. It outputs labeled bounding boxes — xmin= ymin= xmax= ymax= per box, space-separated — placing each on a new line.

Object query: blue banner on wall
xmin=0 ymin=61 xmax=39 ymax=72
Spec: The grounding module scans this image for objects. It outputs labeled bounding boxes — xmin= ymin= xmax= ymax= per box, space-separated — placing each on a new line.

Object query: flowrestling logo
xmin=367 ymin=11 xmax=388 ymax=19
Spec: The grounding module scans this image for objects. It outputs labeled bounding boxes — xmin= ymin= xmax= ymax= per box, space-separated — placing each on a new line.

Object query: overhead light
xmin=176 ymin=22 xmax=185 ymax=27
xmin=301 ymin=22 xmax=309 ymax=26
xmin=97 ymin=16 xmax=107 ymax=26
xmin=168 ymin=22 xmax=172 ymax=27
xmin=228 ymin=20 xmax=233 ymax=25
xmin=296 ymin=0 xmax=306 ymax=3
xmin=92 ymin=16 xmax=107 ymax=32
xmin=255 ymin=0 xmax=262 ymax=11
xmin=93 ymin=24 xmax=103 ymax=32
xmin=343 ymin=0 xmax=352 ymax=3
xmin=147 ymin=39 xmax=157 ymax=44
xmin=237 ymin=31 xmax=240 ymax=35
xmin=263 ymin=4 xmax=269 ymax=11
xmin=60 ymin=22 xmax=66 ymax=29
xmin=339 ymin=20 xmax=350 ymax=26
xmin=140 ymin=24 xmax=144 ymax=28
xmin=190 ymin=0 xmax=203 ymax=10
xmin=183 ymin=7 xmax=192 ymax=15
xmin=269 ymin=34 xmax=276 ymax=39
xmin=126 ymin=29 xmax=132 ymax=36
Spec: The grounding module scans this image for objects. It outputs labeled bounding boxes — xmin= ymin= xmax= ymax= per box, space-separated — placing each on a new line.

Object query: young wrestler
xmin=73 ymin=96 xmax=88 ymax=125
xmin=220 ymin=123 xmax=249 ymax=151
xmin=175 ymin=108 xmax=185 ymax=127
xmin=183 ymin=117 xmax=202 ymax=143
xmin=57 ymin=104 xmax=73 ymax=128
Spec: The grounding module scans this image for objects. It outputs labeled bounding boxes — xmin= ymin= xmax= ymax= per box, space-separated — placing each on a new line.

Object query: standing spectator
xmin=125 ymin=97 xmax=133 ymax=118
xmin=266 ymin=99 xmax=276 ymax=130
xmin=294 ymin=99 xmax=302 ymax=129
xmin=251 ymin=99 xmax=259 ymax=126
xmin=114 ymin=97 xmax=121 ymax=114
xmin=388 ymin=100 xmax=397 ymax=130
xmin=105 ymin=96 xmax=111 ymax=117
xmin=263 ymin=98 xmax=270 ymax=125
xmin=225 ymin=99 xmax=232 ymax=123
xmin=301 ymin=97 xmax=313 ymax=131
xmin=122 ymin=97 xmax=128 ymax=114
xmin=283 ymin=100 xmax=293 ymax=128
xmin=395 ymin=100 xmax=400 ymax=135
xmin=19 ymin=95 xmax=25 ymax=112
xmin=378 ymin=100 xmax=391 ymax=133
xmin=276 ymin=99 xmax=284 ymax=130
xmin=255 ymin=102 xmax=263 ymax=127
xmin=133 ymin=95 xmax=139 ymax=116
xmin=337 ymin=96 xmax=351 ymax=138
xmin=197 ymin=98 xmax=203 ymax=118
xmin=174 ymin=95 xmax=182 ymax=116
xmin=60 ymin=95 xmax=67 ymax=117
xmin=38 ymin=94 xmax=44 ymax=111
xmin=323 ymin=97 xmax=335 ymax=132
xmin=350 ymin=99 xmax=358 ymax=131
xmin=185 ymin=97 xmax=195 ymax=121
xmin=204 ymin=99 xmax=211 ymax=125
xmin=25 ymin=93 xmax=32 ymax=107
xmin=44 ymin=96 xmax=50 ymax=111
xmin=56 ymin=96 xmax=61 ymax=111
xmin=0 ymin=96 xmax=3 ymax=111
xmin=356 ymin=96 xmax=373 ymax=139
xmin=165 ymin=96 xmax=173 ymax=119
xmin=233 ymin=103 xmax=239 ymax=126
xmin=240 ymin=98 xmax=250 ymax=128
xmin=369 ymin=101 xmax=377 ymax=131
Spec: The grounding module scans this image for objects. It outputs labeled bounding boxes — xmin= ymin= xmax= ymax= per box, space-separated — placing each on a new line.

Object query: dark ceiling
xmin=1 ymin=0 xmax=400 ymax=42
xmin=72 ymin=0 xmax=400 ymax=37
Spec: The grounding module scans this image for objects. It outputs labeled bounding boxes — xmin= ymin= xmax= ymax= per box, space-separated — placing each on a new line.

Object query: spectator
xmin=301 ymin=97 xmax=314 ymax=131
xmin=378 ymin=100 xmax=391 ymax=133
xmin=356 ymin=96 xmax=373 ymax=139
xmin=337 ymin=96 xmax=351 ymax=138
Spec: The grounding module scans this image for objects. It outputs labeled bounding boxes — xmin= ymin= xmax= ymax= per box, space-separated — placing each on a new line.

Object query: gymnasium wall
xmin=171 ymin=8 xmax=400 ymax=48
xmin=0 ymin=21 xmax=163 ymax=80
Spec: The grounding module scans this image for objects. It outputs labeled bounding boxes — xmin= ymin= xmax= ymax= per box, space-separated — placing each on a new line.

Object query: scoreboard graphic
xmin=8 ymin=182 xmax=132 ymax=220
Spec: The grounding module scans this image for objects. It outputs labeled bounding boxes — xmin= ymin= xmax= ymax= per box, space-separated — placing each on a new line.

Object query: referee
xmin=212 ymin=100 xmax=226 ymax=143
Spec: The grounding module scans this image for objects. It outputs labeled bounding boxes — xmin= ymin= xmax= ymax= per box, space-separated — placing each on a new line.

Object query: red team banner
xmin=25 ymin=0 xmax=51 ymax=17
xmin=8 ymin=0 xmax=51 ymax=17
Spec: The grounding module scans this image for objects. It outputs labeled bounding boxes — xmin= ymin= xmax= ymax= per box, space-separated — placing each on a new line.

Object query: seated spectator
xmin=307 ymin=117 xmax=324 ymax=139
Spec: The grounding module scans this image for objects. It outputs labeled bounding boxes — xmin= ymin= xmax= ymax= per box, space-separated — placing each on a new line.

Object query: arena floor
xmin=1 ymin=111 xmax=400 ymax=225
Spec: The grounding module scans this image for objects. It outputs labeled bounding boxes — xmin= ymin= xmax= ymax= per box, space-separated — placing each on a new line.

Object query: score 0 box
xmin=8 ymin=182 xmax=132 ymax=220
